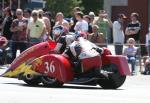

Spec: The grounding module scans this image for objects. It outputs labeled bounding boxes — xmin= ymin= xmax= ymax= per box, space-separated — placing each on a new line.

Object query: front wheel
xmin=41 ymin=76 xmax=63 ymax=87
xmin=22 ymin=74 xmax=41 ymax=86
xmin=98 ymin=64 xmax=126 ymax=89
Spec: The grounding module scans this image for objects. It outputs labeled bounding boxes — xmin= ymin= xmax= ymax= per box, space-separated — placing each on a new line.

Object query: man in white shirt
xmin=74 ymin=12 xmax=88 ymax=33
xmin=113 ymin=13 xmax=127 ymax=55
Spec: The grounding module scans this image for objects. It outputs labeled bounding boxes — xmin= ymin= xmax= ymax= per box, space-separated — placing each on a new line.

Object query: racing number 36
xmin=44 ymin=61 xmax=56 ymax=74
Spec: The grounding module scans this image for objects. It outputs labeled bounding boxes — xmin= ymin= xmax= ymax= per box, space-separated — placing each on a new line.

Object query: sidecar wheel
xmin=98 ymin=64 xmax=126 ymax=89
xmin=41 ymin=76 xmax=63 ymax=87
xmin=23 ymin=77 xmax=41 ymax=86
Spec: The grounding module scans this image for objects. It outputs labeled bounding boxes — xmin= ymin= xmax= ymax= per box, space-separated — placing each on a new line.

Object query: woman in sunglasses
xmin=10 ymin=9 xmax=28 ymax=61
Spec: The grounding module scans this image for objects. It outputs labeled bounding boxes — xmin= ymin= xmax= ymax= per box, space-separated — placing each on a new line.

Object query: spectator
xmin=43 ymin=11 xmax=55 ymax=38
xmin=88 ymin=25 xmax=104 ymax=47
xmin=38 ymin=9 xmax=51 ymax=41
xmin=113 ymin=13 xmax=127 ymax=55
xmin=70 ymin=7 xmax=81 ymax=32
xmin=125 ymin=12 xmax=141 ymax=43
xmin=88 ymin=11 xmax=95 ymax=25
xmin=0 ymin=36 xmax=8 ymax=65
xmin=27 ymin=10 xmax=46 ymax=46
xmin=10 ymin=9 xmax=28 ymax=61
xmin=1 ymin=7 xmax=13 ymax=40
xmin=74 ymin=11 xmax=88 ymax=33
xmin=94 ymin=10 xmax=112 ymax=43
xmin=55 ymin=12 xmax=69 ymax=30
xmin=23 ymin=8 xmax=32 ymax=23
xmin=83 ymin=15 xmax=92 ymax=34
xmin=123 ymin=38 xmax=138 ymax=75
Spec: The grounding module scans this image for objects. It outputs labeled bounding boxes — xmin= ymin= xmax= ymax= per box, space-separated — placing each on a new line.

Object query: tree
xmin=46 ymin=0 xmax=82 ymax=17
xmin=81 ymin=0 xmax=104 ymax=15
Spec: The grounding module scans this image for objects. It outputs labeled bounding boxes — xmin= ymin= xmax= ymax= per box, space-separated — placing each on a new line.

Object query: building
xmin=104 ymin=0 xmax=149 ymax=45
xmin=0 ymin=0 xmax=46 ymax=13
xmin=26 ymin=0 xmax=46 ymax=9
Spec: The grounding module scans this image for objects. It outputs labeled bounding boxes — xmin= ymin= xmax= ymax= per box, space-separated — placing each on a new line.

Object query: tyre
xmin=22 ymin=74 xmax=41 ymax=86
xmin=23 ymin=77 xmax=41 ymax=86
xmin=98 ymin=64 xmax=126 ymax=89
xmin=41 ymin=76 xmax=63 ymax=87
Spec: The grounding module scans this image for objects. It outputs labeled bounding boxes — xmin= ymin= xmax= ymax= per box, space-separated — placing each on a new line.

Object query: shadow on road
xmin=3 ymin=82 xmax=124 ymax=90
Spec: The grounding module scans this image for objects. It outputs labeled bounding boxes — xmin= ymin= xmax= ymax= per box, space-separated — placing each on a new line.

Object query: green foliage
xmin=81 ymin=0 xmax=104 ymax=15
xmin=46 ymin=0 xmax=82 ymax=17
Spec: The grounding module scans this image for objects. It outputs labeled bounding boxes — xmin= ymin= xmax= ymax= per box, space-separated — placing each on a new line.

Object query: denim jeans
xmin=127 ymin=55 xmax=136 ymax=74
xmin=29 ymin=38 xmax=42 ymax=47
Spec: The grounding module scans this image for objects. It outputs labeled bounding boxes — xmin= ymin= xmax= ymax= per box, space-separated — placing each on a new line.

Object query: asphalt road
xmin=0 ymin=45 xmax=149 ymax=103
xmin=0 ymin=67 xmax=150 ymax=103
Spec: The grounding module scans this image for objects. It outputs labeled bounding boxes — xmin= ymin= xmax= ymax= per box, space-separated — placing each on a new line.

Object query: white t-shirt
xmin=74 ymin=20 xmax=88 ymax=32
xmin=113 ymin=21 xmax=125 ymax=43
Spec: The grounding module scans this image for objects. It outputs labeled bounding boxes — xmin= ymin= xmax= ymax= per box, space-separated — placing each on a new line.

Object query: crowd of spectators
xmin=0 ymin=6 xmax=148 ymax=75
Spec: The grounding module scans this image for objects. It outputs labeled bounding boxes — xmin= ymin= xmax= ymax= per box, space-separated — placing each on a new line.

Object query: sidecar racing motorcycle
xmin=1 ymin=40 xmax=131 ymax=89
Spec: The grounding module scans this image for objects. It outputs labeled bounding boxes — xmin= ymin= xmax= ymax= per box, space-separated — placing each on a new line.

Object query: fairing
xmin=2 ymin=41 xmax=56 ymax=77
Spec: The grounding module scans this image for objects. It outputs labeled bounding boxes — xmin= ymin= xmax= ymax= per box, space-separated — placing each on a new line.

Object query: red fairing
xmin=101 ymin=48 xmax=112 ymax=65
xmin=10 ymin=41 xmax=56 ymax=71
xmin=32 ymin=54 xmax=74 ymax=83
xmin=104 ymin=55 xmax=131 ymax=75
xmin=81 ymin=56 xmax=102 ymax=72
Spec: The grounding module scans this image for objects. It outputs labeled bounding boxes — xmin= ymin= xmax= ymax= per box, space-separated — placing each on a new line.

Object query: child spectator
xmin=123 ymin=38 xmax=138 ymax=75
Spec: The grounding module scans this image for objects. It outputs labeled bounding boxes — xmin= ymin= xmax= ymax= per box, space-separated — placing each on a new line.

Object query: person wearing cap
xmin=113 ymin=13 xmax=127 ymax=55
xmin=125 ymin=12 xmax=141 ymax=43
xmin=70 ymin=7 xmax=81 ymax=32
xmin=88 ymin=11 xmax=95 ymax=25
xmin=83 ymin=15 xmax=92 ymax=34
xmin=74 ymin=11 xmax=88 ymax=33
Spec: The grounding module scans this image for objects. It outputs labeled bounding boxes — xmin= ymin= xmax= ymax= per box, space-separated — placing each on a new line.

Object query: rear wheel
xmin=98 ymin=64 xmax=126 ymax=89
xmin=41 ymin=76 xmax=63 ymax=87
